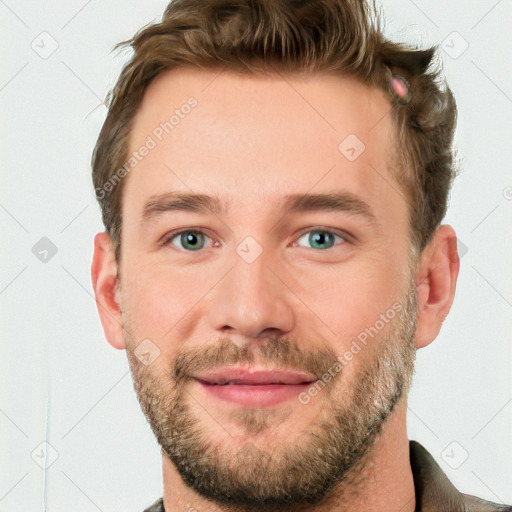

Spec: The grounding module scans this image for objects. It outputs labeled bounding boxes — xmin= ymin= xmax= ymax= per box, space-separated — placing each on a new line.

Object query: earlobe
xmin=91 ymin=232 xmax=126 ymax=350
xmin=413 ymin=224 xmax=460 ymax=349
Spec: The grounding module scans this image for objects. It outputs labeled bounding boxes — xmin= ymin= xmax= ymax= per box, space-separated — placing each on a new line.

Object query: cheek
xmin=301 ymin=255 xmax=405 ymax=346
xmin=121 ymin=266 xmax=198 ymax=344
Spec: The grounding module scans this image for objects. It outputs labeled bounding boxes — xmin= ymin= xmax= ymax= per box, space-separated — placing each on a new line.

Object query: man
xmin=90 ymin=0 xmax=510 ymax=511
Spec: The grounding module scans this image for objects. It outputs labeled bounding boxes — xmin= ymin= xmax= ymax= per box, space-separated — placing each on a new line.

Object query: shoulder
xmin=459 ymin=492 xmax=512 ymax=512
xmin=142 ymin=497 xmax=165 ymax=512
xmin=409 ymin=440 xmax=511 ymax=511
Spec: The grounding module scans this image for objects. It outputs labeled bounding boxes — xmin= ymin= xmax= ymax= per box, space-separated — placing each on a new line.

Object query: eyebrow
xmin=283 ymin=192 xmax=376 ymax=222
xmin=141 ymin=190 xmax=376 ymax=224
xmin=142 ymin=192 xmax=226 ymax=223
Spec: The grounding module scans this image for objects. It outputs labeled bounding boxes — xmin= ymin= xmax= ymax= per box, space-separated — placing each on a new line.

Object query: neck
xmin=161 ymin=398 xmax=415 ymax=512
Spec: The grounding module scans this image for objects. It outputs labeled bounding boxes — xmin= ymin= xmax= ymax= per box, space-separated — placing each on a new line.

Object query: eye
xmin=161 ymin=227 xmax=348 ymax=252
xmin=294 ymin=229 xmax=346 ymax=250
xmin=163 ymin=229 xmax=213 ymax=251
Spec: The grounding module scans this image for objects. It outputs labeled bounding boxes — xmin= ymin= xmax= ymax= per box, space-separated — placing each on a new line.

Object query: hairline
xmin=111 ymin=66 xmax=422 ymax=268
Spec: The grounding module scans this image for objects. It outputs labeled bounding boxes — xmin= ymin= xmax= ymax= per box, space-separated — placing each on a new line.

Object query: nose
xmin=207 ymin=250 xmax=295 ymax=340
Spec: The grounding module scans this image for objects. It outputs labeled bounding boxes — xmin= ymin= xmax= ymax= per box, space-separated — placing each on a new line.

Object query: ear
xmin=413 ymin=224 xmax=460 ymax=349
xmin=91 ymin=232 xmax=126 ymax=350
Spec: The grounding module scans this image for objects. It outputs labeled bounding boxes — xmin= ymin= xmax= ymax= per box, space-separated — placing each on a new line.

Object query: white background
xmin=0 ymin=1 xmax=511 ymax=510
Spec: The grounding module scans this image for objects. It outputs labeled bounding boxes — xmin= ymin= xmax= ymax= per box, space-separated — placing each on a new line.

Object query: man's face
xmin=118 ymin=68 xmax=418 ymax=506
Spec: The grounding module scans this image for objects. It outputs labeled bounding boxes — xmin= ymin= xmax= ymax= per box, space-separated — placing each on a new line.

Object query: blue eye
xmin=163 ymin=228 xmax=345 ymax=252
xmin=295 ymin=230 xmax=344 ymax=250
xmin=168 ymin=230 xmax=210 ymax=251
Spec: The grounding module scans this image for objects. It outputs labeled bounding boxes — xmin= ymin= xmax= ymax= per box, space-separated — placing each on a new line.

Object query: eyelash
xmin=160 ymin=227 xmax=349 ymax=251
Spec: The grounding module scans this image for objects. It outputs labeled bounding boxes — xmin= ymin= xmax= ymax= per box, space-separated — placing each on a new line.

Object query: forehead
xmin=124 ymin=66 xmax=402 ymax=220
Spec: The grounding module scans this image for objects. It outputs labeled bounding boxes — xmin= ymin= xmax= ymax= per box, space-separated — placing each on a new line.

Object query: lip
xmin=193 ymin=367 xmax=317 ymax=385
xmin=193 ymin=367 xmax=318 ymax=408
xmin=196 ymin=380 xmax=315 ymax=407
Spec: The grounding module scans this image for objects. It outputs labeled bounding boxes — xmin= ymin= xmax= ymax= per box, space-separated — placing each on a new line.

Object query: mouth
xmin=196 ymin=380 xmax=314 ymax=385
xmin=193 ymin=367 xmax=318 ymax=385
xmin=193 ymin=367 xmax=318 ymax=407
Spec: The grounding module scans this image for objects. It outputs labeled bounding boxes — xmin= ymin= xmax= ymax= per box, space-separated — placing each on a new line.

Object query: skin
xmin=91 ymin=67 xmax=459 ymax=512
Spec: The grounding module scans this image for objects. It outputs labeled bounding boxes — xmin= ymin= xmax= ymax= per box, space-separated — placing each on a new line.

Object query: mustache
xmin=172 ymin=337 xmax=340 ymax=386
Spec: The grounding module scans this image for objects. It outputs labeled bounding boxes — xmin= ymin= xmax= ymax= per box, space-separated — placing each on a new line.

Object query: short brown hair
xmin=92 ymin=0 xmax=458 ymax=263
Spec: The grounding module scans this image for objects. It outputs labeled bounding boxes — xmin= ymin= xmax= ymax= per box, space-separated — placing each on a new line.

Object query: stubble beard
xmin=126 ymin=282 xmax=418 ymax=511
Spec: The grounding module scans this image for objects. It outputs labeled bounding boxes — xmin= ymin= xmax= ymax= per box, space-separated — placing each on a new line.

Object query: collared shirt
xmin=143 ymin=440 xmax=511 ymax=511
xmin=409 ymin=440 xmax=510 ymax=511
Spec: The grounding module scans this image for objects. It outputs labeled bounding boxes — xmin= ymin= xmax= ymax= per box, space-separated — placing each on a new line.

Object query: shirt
xmin=142 ymin=440 xmax=511 ymax=511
